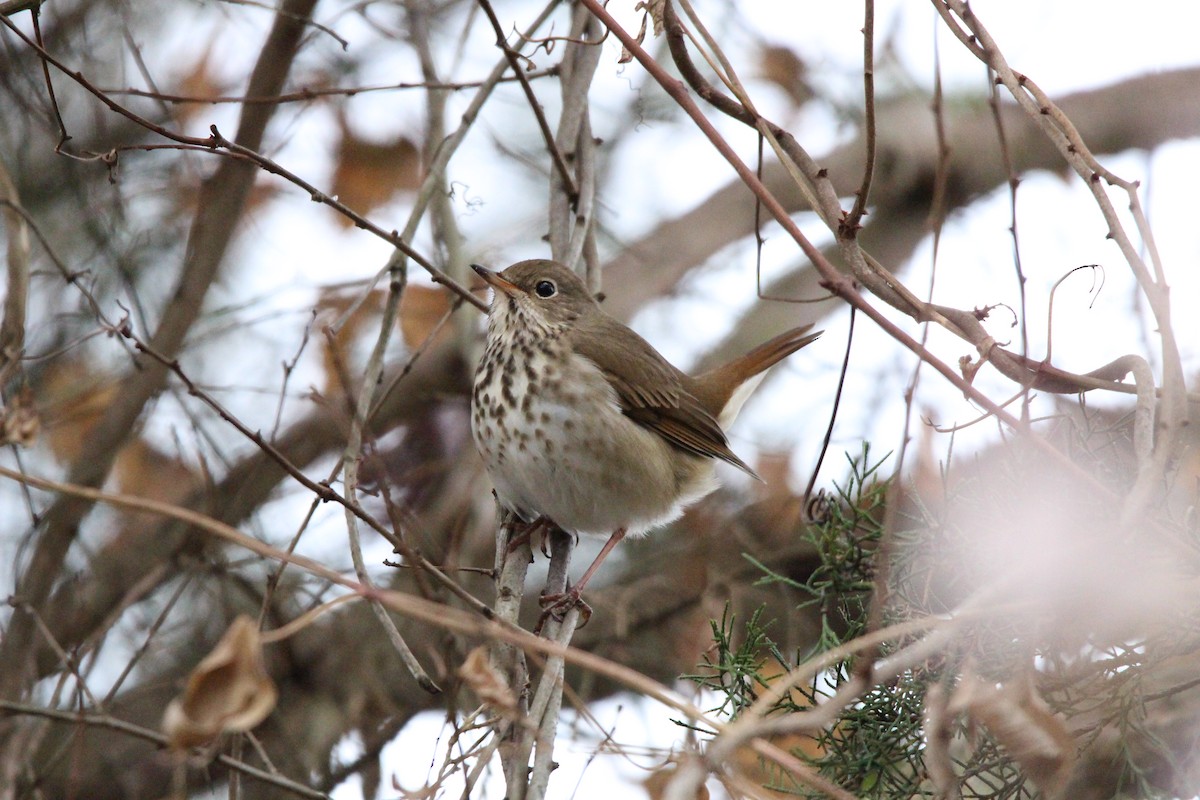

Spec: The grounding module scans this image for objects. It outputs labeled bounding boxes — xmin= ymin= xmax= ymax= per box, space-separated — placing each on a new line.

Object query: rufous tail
xmin=691 ymin=324 xmax=822 ymax=428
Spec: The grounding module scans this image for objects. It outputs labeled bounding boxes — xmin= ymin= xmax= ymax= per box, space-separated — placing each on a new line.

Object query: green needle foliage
xmin=686 ymin=446 xmax=1051 ymax=798
xmin=686 ymin=430 xmax=1200 ymax=799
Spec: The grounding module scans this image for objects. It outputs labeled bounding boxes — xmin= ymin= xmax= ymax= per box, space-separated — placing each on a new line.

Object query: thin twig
xmin=527 ymin=601 xmax=581 ymax=800
xmin=804 ymin=306 xmax=855 ymax=510
xmin=119 ymin=331 xmax=390 ymax=537
xmin=985 ymin=66 xmax=1030 ymax=386
xmin=340 ymin=263 xmax=440 ymax=694
xmin=101 ymin=571 xmax=194 ymax=706
xmin=590 ymin=0 xmax=1016 ymax=422
xmin=270 ymin=310 xmax=315 ymax=442
xmin=844 ymin=0 xmax=877 ymax=233
xmin=0 ymin=158 xmax=29 ymax=374
xmin=1046 ymin=264 xmax=1104 ymax=364
xmin=0 ymin=0 xmax=322 ymax=702
xmin=930 ymin=0 xmax=1187 ymax=526
xmin=208 ymin=126 xmax=484 ymax=310
xmin=0 ymin=13 xmax=484 ymax=311
xmin=17 ymin=601 xmax=102 ymax=710
xmin=584 ymin=0 xmax=1153 ymax=509
xmin=97 ymin=68 xmax=560 ymax=105
xmin=0 ymin=701 xmax=330 ymax=799
xmin=659 ymin=0 xmax=1144 ymax=400
xmin=477 ymin=0 xmax=579 ymax=205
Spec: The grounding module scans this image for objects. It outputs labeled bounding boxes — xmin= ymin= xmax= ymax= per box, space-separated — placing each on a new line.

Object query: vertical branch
xmin=495 ymin=513 xmax=534 ymax=795
xmin=323 ymin=0 xmax=562 ymax=325
xmin=499 ymin=5 xmax=603 ymax=798
xmin=478 ymin=0 xmax=579 ymax=204
xmin=328 ymin=0 xmax=480 ymax=684
xmin=547 ymin=7 xmax=602 ymax=271
xmin=340 ymin=263 xmax=441 ymax=694
xmin=527 ymin=615 xmax=580 ymax=800
xmin=986 ymin=65 xmax=1032 ymax=418
xmin=844 ymin=0 xmax=876 ymax=233
xmin=332 ymin=5 xmax=576 ymax=698
xmin=508 ymin=528 xmax=575 ymax=799
xmin=0 ymin=157 xmax=29 ymax=379
xmin=406 ymin=0 xmax=475 ymax=353
xmin=844 ymin=0 xmax=896 ymax=682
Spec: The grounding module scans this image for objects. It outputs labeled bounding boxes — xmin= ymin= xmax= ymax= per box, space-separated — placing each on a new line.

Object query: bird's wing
xmin=570 ymin=316 xmax=759 ymax=478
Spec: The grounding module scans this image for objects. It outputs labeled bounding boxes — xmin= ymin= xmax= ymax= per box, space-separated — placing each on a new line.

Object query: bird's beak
xmin=471 ymin=264 xmax=521 ymax=298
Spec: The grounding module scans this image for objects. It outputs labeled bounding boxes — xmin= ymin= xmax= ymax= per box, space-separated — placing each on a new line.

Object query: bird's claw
xmin=505 ymin=516 xmax=549 ymax=556
xmin=534 ymin=587 xmax=592 ymax=634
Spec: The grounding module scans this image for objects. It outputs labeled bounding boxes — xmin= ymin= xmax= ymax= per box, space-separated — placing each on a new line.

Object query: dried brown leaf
xmin=643 ymin=755 xmax=710 ymax=800
xmin=619 ymin=9 xmax=649 ymax=65
xmin=169 ymin=42 xmax=235 ymax=127
xmin=330 ymin=114 xmax=421 ymax=226
xmin=949 ymin=674 xmax=1074 ymax=797
xmin=37 ymin=360 xmax=198 ymax=502
xmin=163 ymin=615 xmax=278 ymax=751
xmin=399 ymin=284 xmax=454 ymax=350
xmin=758 ymin=45 xmax=813 ymax=107
xmin=457 ymin=646 xmax=517 ymax=717
xmin=1 ymin=386 xmax=38 ymax=447
xmin=635 ymin=0 xmax=667 ymax=36
xmin=315 ymin=283 xmax=454 ymax=393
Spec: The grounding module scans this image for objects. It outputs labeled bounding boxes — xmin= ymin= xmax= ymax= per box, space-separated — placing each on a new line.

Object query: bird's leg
xmin=537 ymin=527 xmax=626 ymax=629
xmin=505 ymin=515 xmax=554 ymax=556
xmin=533 ymin=527 xmax=578 ymax=636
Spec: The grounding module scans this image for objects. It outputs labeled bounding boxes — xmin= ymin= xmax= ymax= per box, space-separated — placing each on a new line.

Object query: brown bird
xmin=471 ymin=259 xmax=820 ymax=614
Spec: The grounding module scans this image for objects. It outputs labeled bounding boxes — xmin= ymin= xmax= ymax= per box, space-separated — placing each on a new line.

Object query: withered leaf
xmin=163 ymin=615 xmax=278 ymax=751
xmin=0 ymin=386 xmax=39 ymax=447
xmin=457 ymin=646 xmax=517 ymax=717
xmin=634 ymin=0 xmax=667 ymax=37
xmin=643 ymin=755 xmax=710 ymax=800
xmin=758 ymin=45 xmax=813 ymax=107
xmin=949 ymin=674 xmax=1074 ymax=797
xmin=619 ymin=9 xmax=650 ymax=65
xmin=330 ymin=113 xmax=421 ymax=226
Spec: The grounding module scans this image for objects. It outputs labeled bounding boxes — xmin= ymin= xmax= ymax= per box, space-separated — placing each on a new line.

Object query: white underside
xmin=473 ymin=347 xmax=718 ymax=537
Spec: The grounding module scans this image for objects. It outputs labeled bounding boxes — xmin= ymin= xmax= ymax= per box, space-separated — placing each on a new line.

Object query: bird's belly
xmin=472 ymin=354 xmax=717 ymax=536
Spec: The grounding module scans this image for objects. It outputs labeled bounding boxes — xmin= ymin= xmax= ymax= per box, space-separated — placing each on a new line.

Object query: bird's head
xmin=472 ymin=259 xmax=597 ymax=334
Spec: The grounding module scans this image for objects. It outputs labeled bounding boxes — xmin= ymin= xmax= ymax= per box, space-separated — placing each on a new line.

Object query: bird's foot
xmin=535 ymin=586 xmax=592 ymax=634
xmin=506 ymin=516 xmax=553 ymax=556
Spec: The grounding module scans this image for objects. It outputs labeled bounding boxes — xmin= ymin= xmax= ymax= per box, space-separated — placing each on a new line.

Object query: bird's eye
xmin=535 ymin=280 xmax=557 ymax=298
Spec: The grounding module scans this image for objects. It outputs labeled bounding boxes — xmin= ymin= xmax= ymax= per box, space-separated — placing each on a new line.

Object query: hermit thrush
xmin=471 ymin=259 xmax=820 ymax=611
